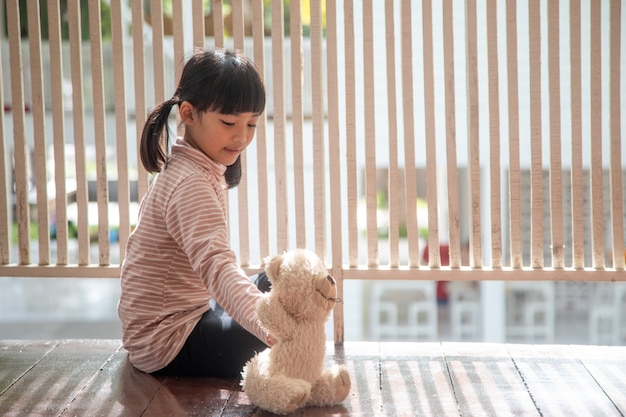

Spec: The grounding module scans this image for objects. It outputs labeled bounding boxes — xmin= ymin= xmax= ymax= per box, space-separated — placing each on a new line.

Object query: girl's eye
xmin=221 ymin=120 xmax=235 ymax=127
xmin=248 ymin=123 xmax=257 ymax=128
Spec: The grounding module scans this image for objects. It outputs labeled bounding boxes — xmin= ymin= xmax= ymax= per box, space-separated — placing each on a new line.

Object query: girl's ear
xmin=179 ymin=101 xmax=195 ymax=125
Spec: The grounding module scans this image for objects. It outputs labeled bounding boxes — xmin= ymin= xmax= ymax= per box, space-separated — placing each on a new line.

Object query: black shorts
xmin=154 ymin=272 xmax=271 ymax=377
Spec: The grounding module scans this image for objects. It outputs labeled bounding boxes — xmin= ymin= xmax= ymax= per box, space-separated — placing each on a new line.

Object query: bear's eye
xmin=327 ymin=275 xmax=336 ymax=285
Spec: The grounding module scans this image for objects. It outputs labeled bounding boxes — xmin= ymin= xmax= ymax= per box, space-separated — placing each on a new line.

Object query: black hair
xmin=140 ymin=49 xmax=266 ymax=188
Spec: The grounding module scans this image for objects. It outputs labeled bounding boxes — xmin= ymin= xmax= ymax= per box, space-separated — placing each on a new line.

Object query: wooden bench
xmin=1 ymin=340 xmax=625 ymax=416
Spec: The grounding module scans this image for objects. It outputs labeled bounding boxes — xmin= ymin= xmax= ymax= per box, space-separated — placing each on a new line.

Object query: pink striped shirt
xmin=118 ymin=138 xmax=265 ymax=373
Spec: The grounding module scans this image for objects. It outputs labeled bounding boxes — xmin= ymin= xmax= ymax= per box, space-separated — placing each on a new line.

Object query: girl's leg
xmin=154 ymin=272 xmax=271 ymax=377
xmin=252 ymin=271 xmax=272 ymax=293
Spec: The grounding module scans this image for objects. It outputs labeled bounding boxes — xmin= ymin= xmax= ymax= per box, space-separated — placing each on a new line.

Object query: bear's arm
xmin=256 ymin=297 xmax=296 ymax=340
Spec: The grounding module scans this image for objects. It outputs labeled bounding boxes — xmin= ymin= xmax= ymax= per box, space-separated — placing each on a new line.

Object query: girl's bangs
xmin=212 ymin=71 xmax=265 ymax=115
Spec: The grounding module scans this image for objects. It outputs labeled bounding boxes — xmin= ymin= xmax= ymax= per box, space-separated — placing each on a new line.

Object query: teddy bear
xmin=241 ymin=248 xmax=351 ymax=415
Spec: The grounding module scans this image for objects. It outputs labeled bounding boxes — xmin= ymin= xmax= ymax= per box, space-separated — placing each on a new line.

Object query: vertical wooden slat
xmin=111 ymin=0 xmax=131 ymax=261
xmin=231 ymin=0 xmax=244 ymax=53
xmin=507 ymin=0 xmax=522 ymax=269
xmin=67 ymin=1 xmax=90 ymax=265
xmin=251 ymin=0 xmax=269 ymax=260
xmin=384 ymin=0 xmax=400 ymax=268
xmin=131 ymin=0 xmax=149 ymax=201
xmin=311 ymin=0 xmax=326 ymax=257
xmin=172 ymin=0 xmax=185 ymax=85
xmin=548 ymin=0 xmax=564 ymax=269
xmin=363 ymin=0 xmax=378 ymax=267
xmin=47 ymin=0 xmax=69 ymax=265
xmin=529 ymin=0 xmax=543 ymax=268
xmin=219 ymin=12 xmax=230 ymax=246
xmin=0 ymin=16 xmax=8 ymax=264
xmin=609 ymin=0 xmax=623 ymax=270
xmin=421 ymin=0 xmax=439 ymax=268
xmin=443 ymin=0 xmax=460 ymax=269
xmin=150 ymin=0 xmax=169 ymax=187
xmin=290 ymin=0 xmax=306 ymax=250
xmin=231 ymin=2 xmax=245 ymax=259
xmin=212 ymin=0 xmax=224 ymax=48
xmin=151 ymin=0 xmax=166 ymax=104
xmin=7 ymin=0 xmax=30 ymax=265
xmin=271 ymin=0 xmax=288 ymax=253
xmin=402 ymin=1 xmax=421 ymax=268
xmin=26 ymin=0 xmax=50 ymax=265
xmin=570 ymin=0 xmax=584 ymax=269
xmin=589 ymin=0 xmax=604 ymax=269
xmin=88 ymin=0 xmax=111 ymax=266
xmin=231 ymin=1 xmax=247 ymax=257
xmin=192 ymin=0 xmax=206 ymax=49
xmin=326 ymin=0 xmax=341 ymax=259
xmin=344 ymin=0 xmax=358 ymax=267
xmin=231 ymin=0 xmax=250 ymax=266
xmin=326 ymin=0 xmax=344 ymax=343
xmin=486 ymin=0 xmax=501 ymax=269
xmin=465 ymin=0 xmax=482 ymax=268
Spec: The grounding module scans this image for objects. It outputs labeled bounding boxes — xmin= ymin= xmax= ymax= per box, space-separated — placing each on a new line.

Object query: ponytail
xmin=140 ymin=98 xmax=178 ymax=173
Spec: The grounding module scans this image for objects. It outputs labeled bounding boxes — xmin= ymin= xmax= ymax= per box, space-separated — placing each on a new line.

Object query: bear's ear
xmin=264 ymin=253 xmax=284 ymax=283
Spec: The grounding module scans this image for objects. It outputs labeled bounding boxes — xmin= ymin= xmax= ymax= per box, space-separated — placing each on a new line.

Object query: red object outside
xmin=422 ymin=244 xmax=450 ymax=304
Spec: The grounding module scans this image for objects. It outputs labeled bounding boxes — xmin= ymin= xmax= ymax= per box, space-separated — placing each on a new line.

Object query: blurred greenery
xmin=263 ymin=0 xmax=326 ymax=37
xmin=158 ymin=0 xmax=325 ymax=37
xmin=6 ymin=1 xmax=325 ymax=40
xmin=11 ymin=223 xmax=38 ymax=243
xmin=11 ymin=221 xmax=122 ymax=243
xmin=374 ymin=196 xmax=429 ymax=240
xmin=12 ymin=221 xmax=80 ymax=243
xmin=5 ymin=0 xmax=112 ymax=40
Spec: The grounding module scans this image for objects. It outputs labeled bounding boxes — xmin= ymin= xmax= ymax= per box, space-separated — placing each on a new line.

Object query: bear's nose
xmin=326 ymin=275 xmax=336 ymax=285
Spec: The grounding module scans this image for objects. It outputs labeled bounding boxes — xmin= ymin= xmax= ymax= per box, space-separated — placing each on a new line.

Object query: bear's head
xmin=264 ymin=248 xmax=341 ymax=321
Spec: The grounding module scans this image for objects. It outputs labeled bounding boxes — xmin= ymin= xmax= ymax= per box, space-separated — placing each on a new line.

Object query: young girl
xmin=118 ymin=49 xmax=272 ymax=377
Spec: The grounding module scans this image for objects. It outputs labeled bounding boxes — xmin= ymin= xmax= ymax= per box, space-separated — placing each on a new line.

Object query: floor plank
xmin=570 ymin=345 xmax=626 ymax=415
xmin=0 ymin=340 xmax=121 ymax=417
xmin=145 ymin=376 xmax=243 ymax=417
xmin=62 ymin=348 xmax=163 ymax=416
xmin=506 ymin=344 xmax=623 ymax=417
xmin=379 ymin=342 xmax=459 ymax=417
xmin=442 ymin=342 xmax=539 ymax=417
xmin=342 ymin=342 xmax=382 ymax=416
xmin=0 ymin=340 xmax=58 ymax=395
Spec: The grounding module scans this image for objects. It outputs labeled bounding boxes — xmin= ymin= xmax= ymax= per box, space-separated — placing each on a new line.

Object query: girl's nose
xmin=233 ymin=125 xmax=248 ymax=143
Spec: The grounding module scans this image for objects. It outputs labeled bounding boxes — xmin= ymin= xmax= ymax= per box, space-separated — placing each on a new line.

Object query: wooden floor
xmin=1 ymin=340 xmax=625 ymax=416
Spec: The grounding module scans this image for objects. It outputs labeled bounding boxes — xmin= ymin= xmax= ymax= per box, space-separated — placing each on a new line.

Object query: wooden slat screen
xmin=0 ymin=1 xmax=624 ymax=343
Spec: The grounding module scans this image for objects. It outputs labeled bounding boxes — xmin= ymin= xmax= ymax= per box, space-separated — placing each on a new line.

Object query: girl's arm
xmin=165 ymin=173 xmax=267 ymax=342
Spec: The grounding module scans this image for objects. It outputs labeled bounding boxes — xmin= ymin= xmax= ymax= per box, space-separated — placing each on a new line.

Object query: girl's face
xmin=180 ymin=103 xmax=260 ymax=166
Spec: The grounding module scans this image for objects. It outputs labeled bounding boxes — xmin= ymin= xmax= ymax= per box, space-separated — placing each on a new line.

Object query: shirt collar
xmin=170 ymin=138 xmax=227 ymax=178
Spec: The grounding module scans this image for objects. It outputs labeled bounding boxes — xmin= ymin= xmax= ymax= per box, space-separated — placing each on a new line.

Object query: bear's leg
xmin=242 ymin=357 xmax=311 ymax=415
xmin=308 ymin=364 xmax=351 ymax=406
